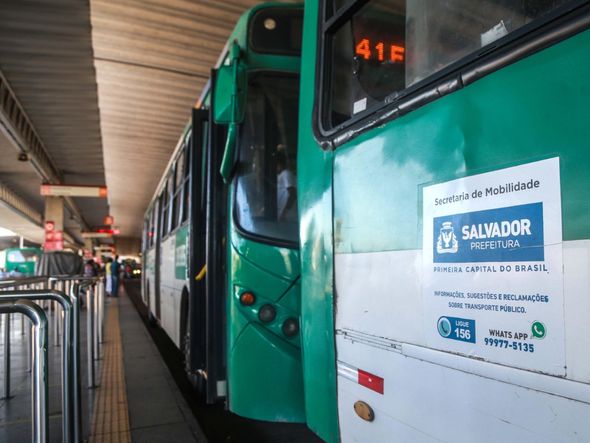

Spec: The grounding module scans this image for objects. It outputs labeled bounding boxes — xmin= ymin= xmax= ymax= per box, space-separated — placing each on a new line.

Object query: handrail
xmin=0 ymin=290 xmax=73 ymax=443
xmin=0 ymin=300 xmax=48 ymax=443
xmin=0 ymin=276 xmax=49 ymax=288
xmin=69 ymin=282 xmax=83 ymax=443
xmin=0 ymin=275 xmax=100 ymax=289
xmin=0 ymin=275 xmax=105 ymax=442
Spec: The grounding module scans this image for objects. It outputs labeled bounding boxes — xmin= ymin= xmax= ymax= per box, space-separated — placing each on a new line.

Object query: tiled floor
xmin=116 ymin=290 xmax=206 ymax=443
xmin=90 ymin=297 xmax=131 ymax=443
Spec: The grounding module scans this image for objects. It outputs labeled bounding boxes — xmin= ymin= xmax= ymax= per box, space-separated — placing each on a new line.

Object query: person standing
xmin=111 ymin=255 xmax=120 ymax=297
xmin=84 ymin=259 xmax=98 ymax=277
xmin=105 ymin=258 xmax=113 ymax=296
xmin=276 ymin=151 xmax=297 ymax=222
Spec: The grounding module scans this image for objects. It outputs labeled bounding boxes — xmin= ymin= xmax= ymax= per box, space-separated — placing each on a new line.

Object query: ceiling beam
xmin=0 ymin=182 xmax=42 ymax=226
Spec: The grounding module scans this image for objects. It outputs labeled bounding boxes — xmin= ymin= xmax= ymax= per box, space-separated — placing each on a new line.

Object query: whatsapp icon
xmin=532 ymin=321 xmax=546 ymax=339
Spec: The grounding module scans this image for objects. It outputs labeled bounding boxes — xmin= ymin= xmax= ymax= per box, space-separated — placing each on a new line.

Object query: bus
xmin=144 ymin=0 xmax=590 ymax=441
xmin=3 ymin=247 xmax=41 ymax=276
xmin=142 ymin=3 xmax=305 ymax=422
xmin=297 ymin=0 xmax=590 ymax=442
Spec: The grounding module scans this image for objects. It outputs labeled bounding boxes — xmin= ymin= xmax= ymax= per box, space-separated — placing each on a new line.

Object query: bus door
xmin=187 ymin=94 xmax=227 ymax=403
xmin=154 ymin=195 xmax=162 ymax=320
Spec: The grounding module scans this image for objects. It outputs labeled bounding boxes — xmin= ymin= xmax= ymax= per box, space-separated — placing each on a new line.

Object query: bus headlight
xmin=258 ymin=304 xmax=276 ymax=323
xmin=282 ymin=318 xmax=299 ymax=337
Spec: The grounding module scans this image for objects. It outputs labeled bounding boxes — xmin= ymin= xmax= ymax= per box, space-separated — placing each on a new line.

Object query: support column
xmin=44 ymin=197 xmax=64 ymax=231
xmin=44 ymin=197 xmax=65 ymax=251
xmin=84 ymin=239 xmax=94 ymax=257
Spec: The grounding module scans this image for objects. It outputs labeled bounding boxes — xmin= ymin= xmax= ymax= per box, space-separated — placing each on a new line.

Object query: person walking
xmin=111 ymin=256 xmax=121 ymax=297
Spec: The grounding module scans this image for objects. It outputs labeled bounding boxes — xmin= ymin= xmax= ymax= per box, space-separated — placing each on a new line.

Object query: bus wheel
xmin=148 ymin=311 xmax=158 ymax=327
xmin=182 ymin=324 xmax=205 ymax=396
xmin=180 ymin=291 xmax=190 ymax=371
xmin=180 ymin=292 xmax=203 ymax=394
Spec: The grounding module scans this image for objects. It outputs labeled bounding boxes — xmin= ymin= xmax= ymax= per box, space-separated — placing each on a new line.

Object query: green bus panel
xmin=333 ymin=29 xmax=590 ymax=254
xmin=297 ymin=0 xmax=340 ymax=441
xmin=221 ymin=2 xmax=305 ymax=423
xmin=297 ymin=4 xmax=590 ymax=443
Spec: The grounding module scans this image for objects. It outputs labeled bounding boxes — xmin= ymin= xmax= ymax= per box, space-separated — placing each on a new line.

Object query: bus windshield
xmin=235 ymin=74 xmax=300 ymax=245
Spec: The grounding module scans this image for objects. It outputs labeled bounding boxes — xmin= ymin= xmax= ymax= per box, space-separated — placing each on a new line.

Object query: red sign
xmin=81 ymin=228 xmax=120 ymax=238
xmin=44 ymin=236 xmax=64 ymax=251
xmin=44 ymin=220 xmax=63 ymax=251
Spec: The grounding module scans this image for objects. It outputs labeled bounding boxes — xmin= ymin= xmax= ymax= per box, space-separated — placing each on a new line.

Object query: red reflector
xmin=239 ymin=292 xmax=256 ymax=306
xmin=358 ymin=369 xmax=384 ymax=394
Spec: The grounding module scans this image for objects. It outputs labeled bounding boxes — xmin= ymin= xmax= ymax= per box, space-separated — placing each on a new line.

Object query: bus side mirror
xmin=220 ymin=122 xmax=237 ymax=183
xmin=214 ymin=41 xmax=245 ymax=183
xmin=213 ymin=42 xmax=246 ymax=124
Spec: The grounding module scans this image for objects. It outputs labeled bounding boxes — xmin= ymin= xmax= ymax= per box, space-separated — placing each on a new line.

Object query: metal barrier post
xmin=87 ymin=286 xmax=96 ymax=389
xmin=3 ymin=311 xmax=10 ymax=399
xmin=58 ymin=277 xmax=96 ymax=443
xmin=0 ymin=300 xmax=49 ymax=443
xmin=0 ymin=289 xmax=74 ymax=443
xmin=93 ymin=285 xmax=99 ymax=360
xmin=70 ymin=282 xmax=82 ymax=443
xmin=0 ymin=275 xmax=99 ymax=442
xmin=51 ymin=281 xmax=60 ymax=348
xmin=27 ymin=321 xmax=32 ymax=373
xmin=98 ymin=280 xmax=104 ymax=345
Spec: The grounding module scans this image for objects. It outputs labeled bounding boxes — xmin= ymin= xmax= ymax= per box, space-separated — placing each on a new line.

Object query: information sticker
xmin=422 ymin=158 xmax=565 ymax=375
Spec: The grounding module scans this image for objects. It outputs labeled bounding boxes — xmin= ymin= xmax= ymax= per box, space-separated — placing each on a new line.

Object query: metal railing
xmin=0 ymin=300 xmax=48 ymax=443
xmin=0 ymin=275 xmax=105 ymax=443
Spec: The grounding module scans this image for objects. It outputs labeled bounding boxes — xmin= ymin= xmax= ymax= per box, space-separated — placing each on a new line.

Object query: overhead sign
xmin=81 ymin=228 xmax=120 ymax=238
xmin=422 ymin=158 xmax=564 ymax=375
xmin=41 ymin=184 xmax=107 ymax=198
xmin=82 ymin=232 xmax=111 ymax=238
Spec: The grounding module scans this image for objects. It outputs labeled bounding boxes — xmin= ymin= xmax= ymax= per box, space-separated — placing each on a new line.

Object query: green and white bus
xmin=144 ymin=0 xmax=590 ymax=441
xmin=142 ymin=2 xmax=305 ymax=422
xmin=297 ymin=0 xmax=590 ymax=441
xmin=2 ymin=247 xmax=41 ymax=276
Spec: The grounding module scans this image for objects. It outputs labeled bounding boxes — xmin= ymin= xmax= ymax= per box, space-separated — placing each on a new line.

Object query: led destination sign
xmin=355 ymin=38 xmax=405 ymax=63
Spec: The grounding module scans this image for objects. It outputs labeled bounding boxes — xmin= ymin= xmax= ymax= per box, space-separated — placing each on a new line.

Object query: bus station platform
xmin=0 ymin=282 xmax=207 ymax=443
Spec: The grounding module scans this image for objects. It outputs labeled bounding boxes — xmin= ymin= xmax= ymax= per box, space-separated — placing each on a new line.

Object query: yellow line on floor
xmin=89 ymin=297 xmax=131 ymax=443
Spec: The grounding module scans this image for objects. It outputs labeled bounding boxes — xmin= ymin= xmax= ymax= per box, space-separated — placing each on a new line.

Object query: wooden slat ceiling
xmin=91 ymin=0 xmax=292 ymax=238
xmin=1 ymin=0 xmax=295 ymax=249
xmin=0 ymin=0 xmax=108 ymax=241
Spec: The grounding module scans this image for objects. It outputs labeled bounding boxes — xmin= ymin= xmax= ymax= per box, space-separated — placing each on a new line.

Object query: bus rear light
xmin=358 ymin=369 xmax=384 ymax=394
xmin=282 ymin=318 xmax=299 ymax=337
xmin=258 ymin=304 xmax=276 ymax=323
xmin=239 ymin=291 xmax=256 ymax=306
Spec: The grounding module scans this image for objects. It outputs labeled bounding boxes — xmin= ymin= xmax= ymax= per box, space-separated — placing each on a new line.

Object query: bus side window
xmin=182 ymin=138 xmax=191 ymax=224
xmin=322 ymin=0 xmax=571 ymax=129
xmin=173 ymin=148 xmax=185 ymax=228
xmin=161 ymin=183 xmax=169 ymax=237
xmin=149 ymin=207 xmax=156 ymax=247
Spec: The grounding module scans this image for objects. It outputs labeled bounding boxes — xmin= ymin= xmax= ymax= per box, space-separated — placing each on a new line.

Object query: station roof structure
xmin=0 ymin=0 xmax=290 ymax=254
